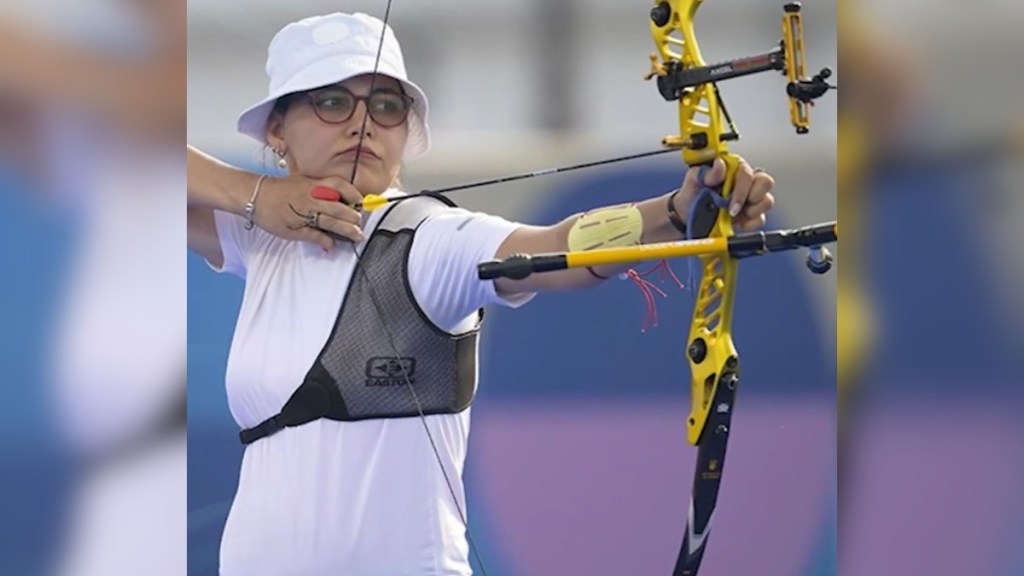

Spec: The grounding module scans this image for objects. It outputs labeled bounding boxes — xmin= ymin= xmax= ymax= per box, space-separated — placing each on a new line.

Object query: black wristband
xmin=666 ymin=188 xmax=688 ymax=237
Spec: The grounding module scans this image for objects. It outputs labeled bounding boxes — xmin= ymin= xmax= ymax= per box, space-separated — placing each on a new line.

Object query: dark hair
xmin=270 ymin=93 xmax=300 ymax=122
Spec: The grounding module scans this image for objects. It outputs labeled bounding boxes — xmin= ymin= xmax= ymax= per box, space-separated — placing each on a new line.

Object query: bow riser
xmin=686 ymin=233 xmax=740 ymax=445
xmin=649 ymin=0 xmax=743 ymax=453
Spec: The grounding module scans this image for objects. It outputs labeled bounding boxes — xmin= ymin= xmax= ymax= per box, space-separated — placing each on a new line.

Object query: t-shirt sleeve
xmin=408 ymin=208 xmax=537 ymax=332
xmin=207 ymin=209 xmax=253 ymax=278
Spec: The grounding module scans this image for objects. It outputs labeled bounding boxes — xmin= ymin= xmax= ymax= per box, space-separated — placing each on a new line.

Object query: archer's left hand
xmin=675 ymin=157 xmax=776 ymax=232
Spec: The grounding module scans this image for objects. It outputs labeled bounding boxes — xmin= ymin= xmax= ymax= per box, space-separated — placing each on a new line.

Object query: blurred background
xmin=188 ymin=1 xmax=836 ymax=575
xmin=838 ymin=1 xmax=1024 ymax=576
xmin=0 ymin=0 xmax=184 ymax=575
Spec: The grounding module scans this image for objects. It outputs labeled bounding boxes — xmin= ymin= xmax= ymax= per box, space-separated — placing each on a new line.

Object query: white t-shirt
xmin=207 ymin=191 xmax=533 ymax=576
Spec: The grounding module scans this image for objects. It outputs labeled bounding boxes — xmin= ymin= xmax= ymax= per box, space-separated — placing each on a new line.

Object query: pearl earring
xmin=273 ymin=148 xmax=288 ymax=169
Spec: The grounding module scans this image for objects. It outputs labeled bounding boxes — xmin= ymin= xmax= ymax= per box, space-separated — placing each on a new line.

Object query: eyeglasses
xmin=303 ymin=85 xmax=413 ymax=128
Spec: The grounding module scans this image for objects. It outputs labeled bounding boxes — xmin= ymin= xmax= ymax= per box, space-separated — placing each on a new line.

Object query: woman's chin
xmin=348 ymin=171 xmax=389 ymax=195
xmin=309 ymin=165 xmax=389 ymax=194
xmin=354 ymin=177 xmax=389 ymax=195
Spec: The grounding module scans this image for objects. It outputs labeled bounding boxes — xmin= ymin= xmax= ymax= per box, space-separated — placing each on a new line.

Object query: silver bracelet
xmin=244 ymin=174 xmax=268 ymax=230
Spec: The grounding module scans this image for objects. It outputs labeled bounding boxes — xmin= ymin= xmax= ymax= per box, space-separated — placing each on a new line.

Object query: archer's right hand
xmin=252 ymin=174 xmax=365 ymax=251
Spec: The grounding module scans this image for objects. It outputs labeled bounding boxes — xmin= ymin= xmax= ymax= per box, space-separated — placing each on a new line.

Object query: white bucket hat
xmin=237 ymin=12 xmax=430 ymax=161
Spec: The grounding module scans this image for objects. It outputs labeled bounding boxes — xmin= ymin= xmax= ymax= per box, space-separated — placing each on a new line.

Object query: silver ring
xmin=752 ymin=166 xmax=767 ymax=174
xmin=306 ymin=210 xmax=320 ymax=229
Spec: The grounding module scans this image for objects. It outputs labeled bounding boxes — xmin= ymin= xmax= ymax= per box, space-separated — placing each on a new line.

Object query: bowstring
xmin=345 ymin=2 xmax=490 ymax=574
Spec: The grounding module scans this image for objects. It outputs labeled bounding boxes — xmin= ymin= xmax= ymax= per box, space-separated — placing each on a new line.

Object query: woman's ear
xmin=266 ymin=111 xmax=287 ymax=153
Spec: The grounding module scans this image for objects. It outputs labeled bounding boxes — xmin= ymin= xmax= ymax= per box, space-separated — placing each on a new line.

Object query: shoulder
xmin=411 ymin=195 xmax=522 ymax=239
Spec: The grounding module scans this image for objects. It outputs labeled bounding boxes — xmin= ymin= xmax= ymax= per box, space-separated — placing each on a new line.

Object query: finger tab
xmin=311 ymin=186 xmax=342 ymax=202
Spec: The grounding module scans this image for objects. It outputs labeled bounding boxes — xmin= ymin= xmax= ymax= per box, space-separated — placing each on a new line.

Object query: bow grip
xmin=687 ymin=162 xmax=733 ymax=240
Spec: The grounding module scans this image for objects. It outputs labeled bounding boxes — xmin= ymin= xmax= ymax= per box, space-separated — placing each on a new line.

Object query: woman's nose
xmin=348 ymin=102 xmax=373 ymax=136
